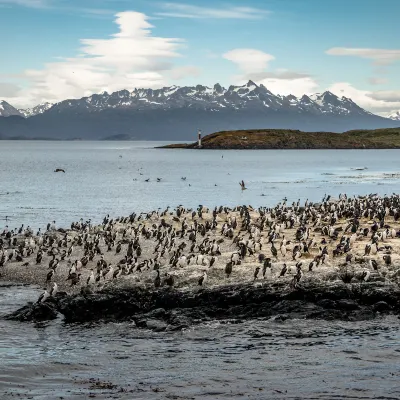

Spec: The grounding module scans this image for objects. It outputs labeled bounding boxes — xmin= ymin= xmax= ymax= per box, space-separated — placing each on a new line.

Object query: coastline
xmin=158 ymin=127 xmax=400 ymax=150
xmin=2 ymin=196 xmax=400 ymax=328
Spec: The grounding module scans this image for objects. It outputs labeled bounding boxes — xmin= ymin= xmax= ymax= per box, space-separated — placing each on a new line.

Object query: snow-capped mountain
xmin=387 ymin=110 xmax=400 ymax=121
xmin=42 ymin=81 xmax=370 ymax=116
xmin=0 ymin=100 xmax=23 ymax=117
xmin=0 ymin=81 xmax=397 ymax=140
xmin=19 ymin=102 xmax=54 ymax=118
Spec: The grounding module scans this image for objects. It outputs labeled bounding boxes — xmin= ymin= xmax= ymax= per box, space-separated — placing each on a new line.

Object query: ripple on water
xmin=1 ymin=286 xmax=400 ymax=399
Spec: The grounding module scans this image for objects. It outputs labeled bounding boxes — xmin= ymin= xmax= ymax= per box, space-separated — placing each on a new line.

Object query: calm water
xmin=0 ymin=141 xmax=400 ymax=230
xmin=1 ymin=141 xmax=400 ymax=399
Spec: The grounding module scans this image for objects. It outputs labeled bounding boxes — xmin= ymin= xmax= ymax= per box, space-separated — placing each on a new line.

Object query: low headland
xmin=160 ymin=127 xmax=400 ymax=149
xmin=2 ymin=194 xmax=400 ymax=330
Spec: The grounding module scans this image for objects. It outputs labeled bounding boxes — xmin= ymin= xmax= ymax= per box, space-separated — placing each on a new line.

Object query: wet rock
xmin=5 ymin=301 xmax=58 ymax=322
xmin=373 ymin=301 xmax=391 ymax=312
xmin=145 ymin=319 xmax=168 ymax=332
xmin=5 ymin=279 xmax=400 ymax=324
xmin=317 ymin=299 xmax=337 ymax=309
xmin=336 ymin=299 xmax=360 ymax=311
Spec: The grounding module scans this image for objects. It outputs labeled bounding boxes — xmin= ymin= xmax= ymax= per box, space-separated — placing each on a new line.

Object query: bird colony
xmin=1 ymin=194 xmax=400 ymax=304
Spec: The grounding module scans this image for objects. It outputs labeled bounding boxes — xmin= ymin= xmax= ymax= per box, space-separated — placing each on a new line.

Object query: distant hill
xmin=0 ymin=81 xmax=398 ymax=140
xmin=161 ymin=128 xmax=400 ymax=149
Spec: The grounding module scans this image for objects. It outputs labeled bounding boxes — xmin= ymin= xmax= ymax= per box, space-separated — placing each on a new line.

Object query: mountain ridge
xmin=0 ymin=81 xmax=398 ymax=140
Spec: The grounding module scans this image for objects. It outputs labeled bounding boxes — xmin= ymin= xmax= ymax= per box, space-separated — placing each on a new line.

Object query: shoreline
xmin=2 ymin=195 xmax=400 ymax=327
xmin=158 ymin=127 xmax=400 ymax=150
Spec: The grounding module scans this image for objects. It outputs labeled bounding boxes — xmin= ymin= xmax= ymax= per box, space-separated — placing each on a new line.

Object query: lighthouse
xmin=197 ymin=129 xmax=202 ymax=148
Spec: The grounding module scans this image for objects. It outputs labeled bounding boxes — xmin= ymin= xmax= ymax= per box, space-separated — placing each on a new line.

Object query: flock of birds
xmin=1 ymin=193 xmax=400 ymax=305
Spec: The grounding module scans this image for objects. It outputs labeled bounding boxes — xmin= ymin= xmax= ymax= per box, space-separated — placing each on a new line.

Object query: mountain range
xmin=0 ymin=81 xmax=398 ymax=140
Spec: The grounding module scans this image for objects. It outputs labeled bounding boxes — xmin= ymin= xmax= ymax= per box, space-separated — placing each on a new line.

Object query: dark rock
xmin=317 ymin=299 xmax=337 ymax=309
xmin=5 ymin=301 xmax=58 ymax=322
xmin=373 ymin=301 xmax=391 ymax=312
xmin=5 ymin=279 xmax=400 ymax=325
xmin=336 ymin=299 xmax=360 ymax=310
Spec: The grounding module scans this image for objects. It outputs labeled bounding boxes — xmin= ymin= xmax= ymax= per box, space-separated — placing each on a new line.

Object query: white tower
xmin=198 ymin=129 xmax=202 ymax=148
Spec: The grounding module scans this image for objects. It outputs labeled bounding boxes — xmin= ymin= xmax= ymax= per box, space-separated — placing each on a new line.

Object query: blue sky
xmin=0 ymin=0 xmax=400 ymax=114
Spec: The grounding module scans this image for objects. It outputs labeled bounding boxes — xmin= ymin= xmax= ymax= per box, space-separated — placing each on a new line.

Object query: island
xmin=2 ymin=195 xmax=400 ymax=330
xmin=159 ymin=127 xmax=400 ymax=149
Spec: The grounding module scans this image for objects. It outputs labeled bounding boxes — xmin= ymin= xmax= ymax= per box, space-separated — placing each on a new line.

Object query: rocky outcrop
xmin=4 ymin=280 xmax=400 ymax=329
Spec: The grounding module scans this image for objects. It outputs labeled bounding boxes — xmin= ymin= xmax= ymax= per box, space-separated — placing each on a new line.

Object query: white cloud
xmin=367 ymin=90 xmax=400 ymax=102
xmin=2 ymin=11 xmax=186 ymax=108
xmin=326 ymin=47 xmax=400 ymax=65
xmin=328 ymin=82 xmax=400 ymax=114
xmin=168 ymin=65 xmax=201 ymax=80
xmin=223 ymin=49 xmax=275 ymax=73
xmin=156 ymin=3 xmax=270 ymax=19
xmin=367 ymin=77 xmax=388 ymax=85
xmin=0 ymin=82 xmax=21 ymax=97
xmin=223 ymin=49 xmax=318 ymax=96
xmin=256 ymin=77 xmax=318 ymax=96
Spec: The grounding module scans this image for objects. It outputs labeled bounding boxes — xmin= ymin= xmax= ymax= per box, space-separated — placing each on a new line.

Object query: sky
xmin=0 ymin=0 xmax=400 ymax=115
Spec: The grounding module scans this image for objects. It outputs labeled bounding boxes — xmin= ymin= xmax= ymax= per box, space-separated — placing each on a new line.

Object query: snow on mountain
xmin=387 ymin=110 xmax=400 ymax=121
xmin=0 ymin=100 xmax=23 ymax=117
xmin=19 ymin=102 xmax=54 ymax=117
xmin=1 ymin=81 xmax=376 ymax=119
xmin=43 ymin=81 xmax=372 ymax=117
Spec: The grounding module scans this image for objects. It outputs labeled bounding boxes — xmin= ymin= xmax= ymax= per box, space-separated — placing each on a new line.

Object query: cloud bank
xmin=223 ymin=48 xmax=318 ymax=96
xmin=3 ymin=11 xmax=186 ymax=107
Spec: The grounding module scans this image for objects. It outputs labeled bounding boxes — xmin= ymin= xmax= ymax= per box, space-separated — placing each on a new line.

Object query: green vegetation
xmin=160 ymin=127 xmax=400 ymax=149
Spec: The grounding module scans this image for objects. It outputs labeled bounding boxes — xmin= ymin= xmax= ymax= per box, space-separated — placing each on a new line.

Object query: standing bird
xmin=154 ymin=270 xmax=161 ymax=288
xmin=46 ymin=269 xmax=54 ymax=283
xmin=37 ymin=289 xmax=50 ymax=304
xmin=225 ymin=261 xmax=233 ymax=278
xmin=253 ymin=266 xmax=260 ymax=281
xmin=50 ymin=282 xmax=58 ymax=297
xmin=165 ymin=273 xmax=175 ymax=287
xmin=279 ymin=264 xmax=288 ymax=277
xmin=263 ymin=258 xmax=272 ymax=278
xmin=271 ymin=243 xmax=278 ymax=259
xmin=369 ymin=259 xmax=378 ymax=271
xmin=198 ymin=271 xmax=207 ymax=286
xmin=86 ymin=270 xmax=95 ymax=286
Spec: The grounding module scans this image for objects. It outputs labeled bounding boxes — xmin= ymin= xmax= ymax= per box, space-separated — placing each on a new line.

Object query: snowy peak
xmin=19 ymin=102 xmax=54 ymax=118
xmin=1 ymin=84 xmax=376 ymax=118
xmin=387 ymin=110 xmax=400 ymax=121
xmin=0 ymin=100 xmax=23 ymax=117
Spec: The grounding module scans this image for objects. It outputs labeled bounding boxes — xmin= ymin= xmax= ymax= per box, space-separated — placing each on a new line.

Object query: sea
xmin=1 ymin=141 xmax=400 ymax=399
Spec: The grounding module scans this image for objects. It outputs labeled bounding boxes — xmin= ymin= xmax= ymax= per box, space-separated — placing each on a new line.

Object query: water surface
xmin=0 ymin=141 xmax=399 ymax=230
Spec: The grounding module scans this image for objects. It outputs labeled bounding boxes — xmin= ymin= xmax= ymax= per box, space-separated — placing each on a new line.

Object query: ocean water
xmin=0 ymin=284 xmax=400 ymax=399
xmin=1 ymin=141 xmax=400 ymax=399
xmin=0 ymin=141 xmax=400 ymax=230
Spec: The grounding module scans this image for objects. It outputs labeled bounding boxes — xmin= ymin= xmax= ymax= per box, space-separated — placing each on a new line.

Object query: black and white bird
xmin=50 ymin=282 xmax=58 ymax=296
xmin=86 ymin=270 xmax=95 ymax=285
xmin=253 ymin=266 xmax=260 ymax=281
xmin=225 ymin=261 xmax=233 ymax=278
xmin=37 ymin=288 xmax=50 ymax=303
xmin=198 ymin=271 xmax=207 ymax=286
xmin=46 ymin=269 xmax=55 ymax=282
xmin=239 ymin=180 xmax=247 ymax=191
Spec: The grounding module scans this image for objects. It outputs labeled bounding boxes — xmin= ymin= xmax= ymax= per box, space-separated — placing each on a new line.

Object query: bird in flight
xmin=239 ymin=180 xmax=247 ymax=191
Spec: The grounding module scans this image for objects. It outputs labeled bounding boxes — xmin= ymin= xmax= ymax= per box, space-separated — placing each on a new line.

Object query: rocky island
xmin=160 ymin=127 xmax=400 ymax=150
xmin=2 ymin=194 xmax=400 ymax=330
